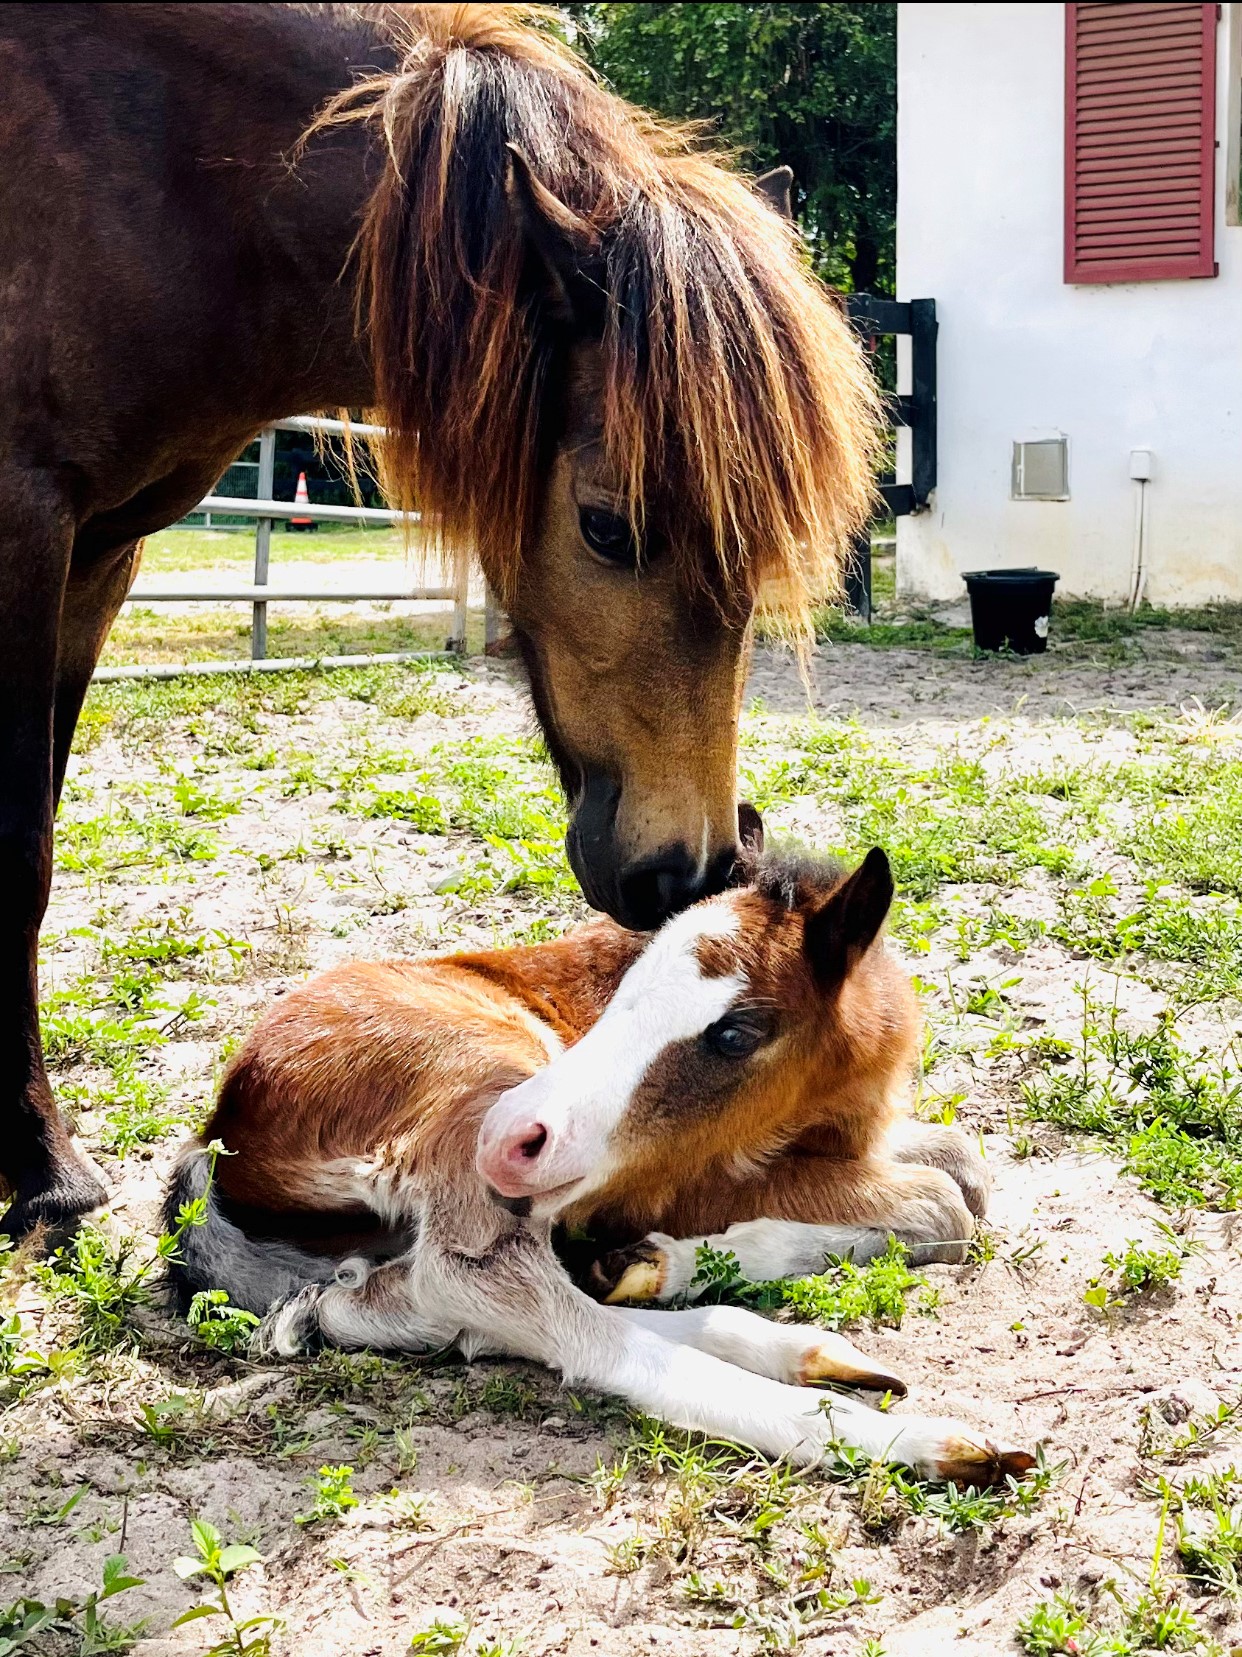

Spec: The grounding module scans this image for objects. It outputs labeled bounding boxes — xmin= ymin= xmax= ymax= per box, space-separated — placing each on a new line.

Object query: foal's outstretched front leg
xmin=593 ymin=1157 xmax=976 ymax=1305
xmin=616 ymin=1304 xmax=909 ymax=1395
xmin=258 ymin=1230 xmax=1034 ymax=1484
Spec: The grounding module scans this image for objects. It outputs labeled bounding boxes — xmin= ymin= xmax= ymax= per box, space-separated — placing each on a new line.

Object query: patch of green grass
xmin=100 ymin=914 xmax=251 ymax=980
xmin=102 ymin=603 xmax=482 ymax=667
xmin=809 ymin=595 xmax=1242 ymax=664
xmin=34 ymin=1229 xmax=151 ymax=1355
xmin=75 ymin=1069 xmax=185 ymax=1160
xmin=1140 ymin=1397 xmax=1242 ymax=1465
xmin=141 ymin=526 xmax=410 ymax=572
xmin=743 ymin=726 xmax=1081 ymax=900
xmin=446 ymin=1371 xmax=541 ymax=1423
xmin=40 ymin=945 xmax=209 ymax=1158
xmin=356 ymin=790 xmax=449 ymax=832
xmin=56 ymin=792 xmax=221 ymax=878
xmin=835 ymin=1444 xmax=1062 ymax=1538
xmin=1177 ymin=1499 xmax=1242 ymax=1598
xmin=138 ymin=1394 xmax=202 ymax=1448
xmin=1018 ymin=1480 xmax=1221 ymax=1650
xmin=1023 ymin=992 xmax=1242 ymax=1210
xmin=1124 ymin=762 xmax=1242 ymax=897
xmin=28 ymin=1144 xmax=226 ymax=1360
xmin=814 ymin=611 xmax=974 ymax=652
xmin=0 ymin=1553 xmax=146 ymax=1655
xmin=688 ymin=1237 xmax=932 ymax=1330
xmin=1054 ymin=877 xmax=1242 ymax=1001
xmin=1055 ymin=597 xmax=1242 ymax=644
xmin=78 ymin=659 xmax=459 ymax=751
xmin=1016 ymin=1589 xmax=1213 ymax=1655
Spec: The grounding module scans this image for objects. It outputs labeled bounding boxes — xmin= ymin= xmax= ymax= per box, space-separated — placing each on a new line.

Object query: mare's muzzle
xmin=565 ymin=771 xmax=742 ymax=930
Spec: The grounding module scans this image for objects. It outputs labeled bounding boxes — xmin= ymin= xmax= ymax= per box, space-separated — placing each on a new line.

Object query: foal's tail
xmin=163 ymin=1145 xmax=333 ymax=1318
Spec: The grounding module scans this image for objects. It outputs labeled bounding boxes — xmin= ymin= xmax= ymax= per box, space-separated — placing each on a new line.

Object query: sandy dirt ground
xmin=4 ymin=621 xmax=1242 ymax=1656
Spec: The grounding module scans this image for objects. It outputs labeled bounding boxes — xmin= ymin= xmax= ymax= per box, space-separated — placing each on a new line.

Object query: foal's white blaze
xmin=476 ymin=895 xmax=746 ymax=1209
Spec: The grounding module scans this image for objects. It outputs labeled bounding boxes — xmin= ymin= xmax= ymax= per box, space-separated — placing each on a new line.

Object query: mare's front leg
xmin=53 ymin=539 xmax=144 ymax=804
xmin=591 ymin=1156 xmax=975 ymax=1305
xmin=0 ymin=491 xmax=110 ymax=1237
xmin=258 ymin=1225 xmax=1032 ymax=1484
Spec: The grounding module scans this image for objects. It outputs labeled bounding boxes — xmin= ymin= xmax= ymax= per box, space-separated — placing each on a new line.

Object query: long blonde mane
xmin=313 ymin=3 xmax=882 ymax=625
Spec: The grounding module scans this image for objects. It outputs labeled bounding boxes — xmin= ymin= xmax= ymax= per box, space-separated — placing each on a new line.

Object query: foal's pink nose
xmin=479 ymin=1118 xmax=551 ymax=1196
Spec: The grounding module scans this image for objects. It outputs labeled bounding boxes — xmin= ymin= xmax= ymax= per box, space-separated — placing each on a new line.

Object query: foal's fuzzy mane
xmin=310 ymin=2 xmax=881 ymax=625
xmin=744 ymin=845 xmax=849 ymax=912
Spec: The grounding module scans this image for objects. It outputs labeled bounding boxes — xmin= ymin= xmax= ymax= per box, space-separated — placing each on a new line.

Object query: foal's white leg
xmin=617 ymin=1304 xmax=908 ymax=1395
xmin=598 ymin=1209 xmax=970 ymax=1307
xmin=256 ymin=1231 xmax=1034 ymax=1483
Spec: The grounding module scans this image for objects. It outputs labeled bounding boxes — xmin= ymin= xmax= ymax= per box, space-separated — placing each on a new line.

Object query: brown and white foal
xmin=167 ymin=848 xmax=1033 ymax=1483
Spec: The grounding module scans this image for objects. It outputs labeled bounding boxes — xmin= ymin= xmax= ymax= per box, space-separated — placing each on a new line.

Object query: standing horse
xmin=167 ymin=845 xmax=1032 ymax=1481
xmin=0 ymin=4 xmax=878 ymax=1237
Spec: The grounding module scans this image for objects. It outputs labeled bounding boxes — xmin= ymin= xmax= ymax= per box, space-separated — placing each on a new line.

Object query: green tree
xmin=567 ymin=3 xmax=896 ymax=294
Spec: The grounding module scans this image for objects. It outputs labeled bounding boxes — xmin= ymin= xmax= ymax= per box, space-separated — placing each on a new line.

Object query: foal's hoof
xmin=799 ymin=1333 xmax=908 ymax=1398
xmin=932 ymin=1433 xmax=1038 ymax=1487
xmin=253 ymin=1285 xmax=325 ymax=1360
xmin=591 ymin=1241 xmax=667 ymax=1304
xmin=1 ymin=1151 xmax=109 ymax=1247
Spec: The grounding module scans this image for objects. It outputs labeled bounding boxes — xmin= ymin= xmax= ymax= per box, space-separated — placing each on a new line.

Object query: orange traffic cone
xmin=291 ymin=470 xmax=313 ymax=530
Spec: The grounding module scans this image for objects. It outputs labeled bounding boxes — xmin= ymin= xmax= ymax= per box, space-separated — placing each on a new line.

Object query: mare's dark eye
xmin=703 ymin=1011 xmax=772 ymax=1061
xmin=579 ymin=506 xmax=638 ymax=567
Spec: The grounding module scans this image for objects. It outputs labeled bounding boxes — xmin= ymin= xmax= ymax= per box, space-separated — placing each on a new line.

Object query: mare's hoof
xmin=1 ymin=1151 xmax=109 ymax=1247
xmin=590 ymin=1241 xmax=667 ymax=1304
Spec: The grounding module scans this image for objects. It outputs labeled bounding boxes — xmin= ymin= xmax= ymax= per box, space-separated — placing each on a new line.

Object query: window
xmin=1065 ymin=2 xmax=1218 ymax=283
xmin=1012 ymin=438 xmax=1070 ymax=501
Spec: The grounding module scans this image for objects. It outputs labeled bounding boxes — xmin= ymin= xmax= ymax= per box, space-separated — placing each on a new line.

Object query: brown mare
xmin=166 ymin=843 xmax=1034 ymax=1480
xmin=0 ymin=4 xmax=877 ymax=1238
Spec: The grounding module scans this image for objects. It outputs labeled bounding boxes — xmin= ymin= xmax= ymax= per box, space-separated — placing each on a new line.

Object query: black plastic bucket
xmin=963 ymin=568 xmax=1060 ymax=655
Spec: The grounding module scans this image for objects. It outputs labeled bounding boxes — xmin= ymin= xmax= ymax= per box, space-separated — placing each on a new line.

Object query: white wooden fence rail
xmin=100 ymin=415 xmax=472 ymax=683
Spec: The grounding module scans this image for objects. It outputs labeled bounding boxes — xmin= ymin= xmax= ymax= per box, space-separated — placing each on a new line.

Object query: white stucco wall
xmin=896 ymin=2 xmax=1242 ymax=605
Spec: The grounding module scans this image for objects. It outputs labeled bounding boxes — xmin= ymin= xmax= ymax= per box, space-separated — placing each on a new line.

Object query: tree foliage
xmin=566 ymin=3 xmax=896 ymax=294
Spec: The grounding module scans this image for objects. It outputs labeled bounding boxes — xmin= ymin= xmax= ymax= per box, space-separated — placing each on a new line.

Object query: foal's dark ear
xmin=804 ymin=847 xmax=894 ymax=984
xmin=504 ymin=144 xmax=603 ymax=331
xmin=737 ymin=801 xmax=765 ymax=857
xmin=754 ymin=165 xmax=794 ymax=221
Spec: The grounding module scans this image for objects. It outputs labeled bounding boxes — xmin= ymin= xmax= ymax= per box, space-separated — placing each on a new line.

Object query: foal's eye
xmin=703 ymin=1012 xmax=772 ymax=1061
xmin=579 ymin=506 xmax=638 ymax=567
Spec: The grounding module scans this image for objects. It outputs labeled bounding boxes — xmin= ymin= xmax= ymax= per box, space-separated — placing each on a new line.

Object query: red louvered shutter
xmin=1065 ymin=2 xmax=1217 ymax=283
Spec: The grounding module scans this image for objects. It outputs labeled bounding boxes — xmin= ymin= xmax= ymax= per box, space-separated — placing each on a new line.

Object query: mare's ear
xmin=754 ymin=165 xmax=794 ymax=221
xmin=804 ymin=847 xmax=894 ymax=984
xmin=504 ymin=144 xmax=603 ymax=331
xmin=737 ymin=801 xmax=765 ymax=857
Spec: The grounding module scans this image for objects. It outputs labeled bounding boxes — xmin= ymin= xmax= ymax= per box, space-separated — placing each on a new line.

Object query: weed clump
xmin=689 ymin=1236 xmax=932 ymax=1328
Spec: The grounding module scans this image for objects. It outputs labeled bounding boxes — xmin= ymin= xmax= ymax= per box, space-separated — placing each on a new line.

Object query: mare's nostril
xmin=654 ymin=870 xmax=681 ymax=917
xmin=517 ymin=1125 xmax=548 ymax=1161
xmin=618 ymin=849 xmax=704 ymax=930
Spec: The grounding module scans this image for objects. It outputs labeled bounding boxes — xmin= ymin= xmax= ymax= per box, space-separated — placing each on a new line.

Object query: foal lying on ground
xmin=167 ymin=846 xmax=1034 ymax=1483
